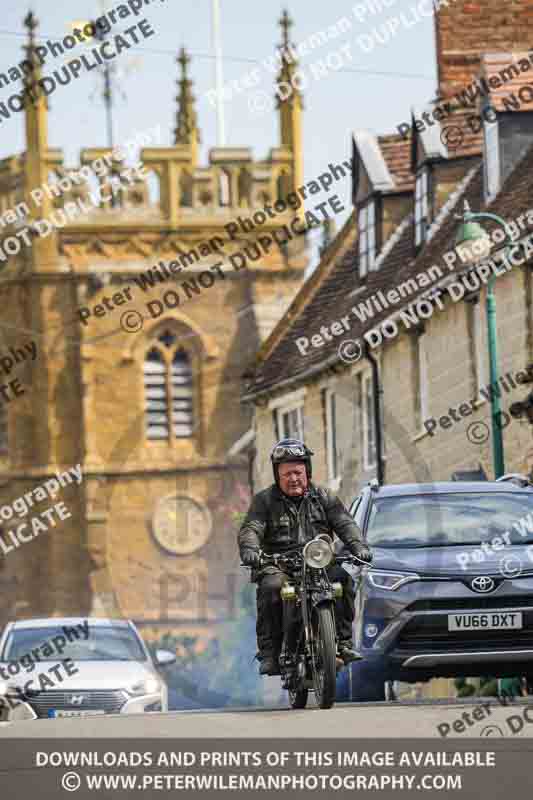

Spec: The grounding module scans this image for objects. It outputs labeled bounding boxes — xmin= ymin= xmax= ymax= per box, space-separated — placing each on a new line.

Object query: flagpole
xmin=212 ymin=0 xmax=226 ymax=146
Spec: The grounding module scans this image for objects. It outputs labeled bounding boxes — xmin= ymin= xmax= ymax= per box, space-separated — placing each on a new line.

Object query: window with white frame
xmin=358 ymin=200 xmax=376 ymax=277
xmin=279 ymin=405 xmax=304 ymax=440
xmin=414 ymin=167 xmax=430 ymax=247
xmin=0 ymin=400 xmax=7 ymax=455
xmin=483 ymin=113 xmax=500 ymax=200
xmin=362 ymin=373 xmax=377 ymax=470
xmin=414 ymin=331 xmax=430 ymax=430
xmin=325 ymin=389 xmax=339 ymax=483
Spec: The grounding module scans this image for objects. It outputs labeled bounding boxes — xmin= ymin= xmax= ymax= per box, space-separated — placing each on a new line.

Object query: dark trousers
xmin=256 ymin=563 xmax=355 ymax=657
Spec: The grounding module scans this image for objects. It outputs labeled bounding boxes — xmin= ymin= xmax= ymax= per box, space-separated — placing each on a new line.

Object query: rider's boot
xmin=338 ymin=640 xmax=363 ymax=664
xmin=258 ymin=652 xmax=281 ymax=676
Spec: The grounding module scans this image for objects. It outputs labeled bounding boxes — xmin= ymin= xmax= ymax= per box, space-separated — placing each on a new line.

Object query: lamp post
xmin=454 ymin=201 xmax=513 ymax=478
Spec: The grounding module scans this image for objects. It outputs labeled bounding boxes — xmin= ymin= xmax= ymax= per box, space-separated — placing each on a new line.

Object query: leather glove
xmin=350 ymin=543 xmax=373 ymax=564
xmin=241 ymin=549 xmax=261 ymax=568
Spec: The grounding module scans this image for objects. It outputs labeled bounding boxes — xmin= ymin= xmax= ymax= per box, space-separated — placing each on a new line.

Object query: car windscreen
xmin=366 ymin=492 xmax=533 ymax=548
xmin=1 ymin=626 xmax=147 ymax=662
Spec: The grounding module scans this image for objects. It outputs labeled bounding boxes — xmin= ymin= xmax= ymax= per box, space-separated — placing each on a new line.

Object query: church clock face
xmin=152 ymin=495 xmax=212 ymax=556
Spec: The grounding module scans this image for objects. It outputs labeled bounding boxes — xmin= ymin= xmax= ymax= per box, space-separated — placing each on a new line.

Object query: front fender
xmin=310 ymin=591 xmax=336 ymax=609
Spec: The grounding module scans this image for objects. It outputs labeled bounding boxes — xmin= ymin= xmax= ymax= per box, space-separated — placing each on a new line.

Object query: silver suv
xmin=0 ymin=617 xmax=175 ymax=721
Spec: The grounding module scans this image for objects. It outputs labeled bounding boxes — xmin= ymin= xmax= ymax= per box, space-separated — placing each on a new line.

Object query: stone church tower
xmin=0 ymin=10 xmax=307 ymax=645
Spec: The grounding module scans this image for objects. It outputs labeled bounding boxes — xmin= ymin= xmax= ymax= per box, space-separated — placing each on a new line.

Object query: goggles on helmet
xmin=272 ymin=444 xmax=308 ymax=460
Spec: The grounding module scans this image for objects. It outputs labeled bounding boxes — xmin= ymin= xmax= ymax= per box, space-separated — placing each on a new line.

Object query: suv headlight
xmin=368 ymin=571 xmax=420 ymax=591
xmin=0 ymin=681 xmax=18 ymax=698
xmin=127 ymin=677 xmax=161 ymax=696
xmin=303 ymin=537 xmax=333 ymax=569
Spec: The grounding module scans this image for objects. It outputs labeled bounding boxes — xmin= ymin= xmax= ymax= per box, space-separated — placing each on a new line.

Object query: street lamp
xmin=454 ymin=201 xmax=513 ymax=478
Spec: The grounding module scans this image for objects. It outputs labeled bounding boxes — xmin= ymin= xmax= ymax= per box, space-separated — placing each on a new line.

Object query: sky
xmin=0 ymin=0 xmax=438 ymax=266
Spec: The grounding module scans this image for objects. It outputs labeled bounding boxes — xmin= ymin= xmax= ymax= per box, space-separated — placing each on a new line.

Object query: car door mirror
xmin=154 ymin=649 xmax=176 ymax=667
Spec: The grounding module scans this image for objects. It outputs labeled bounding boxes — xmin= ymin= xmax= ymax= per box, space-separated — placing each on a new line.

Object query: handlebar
xmin=344 ymin=553 xmax=373 ymax=567
xmin=239 ymin=551 xmax=299 ymax=569
xmin=240 ymin=551 xmax=373 ymax=569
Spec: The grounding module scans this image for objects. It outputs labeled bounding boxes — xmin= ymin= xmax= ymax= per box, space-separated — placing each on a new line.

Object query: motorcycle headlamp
xmin=303 ymin=537 xmax=333 ymax=569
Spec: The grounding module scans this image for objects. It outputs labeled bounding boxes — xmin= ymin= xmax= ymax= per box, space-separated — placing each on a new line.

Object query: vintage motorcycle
xmin=244 ymin=535 xmax=370 ymax=710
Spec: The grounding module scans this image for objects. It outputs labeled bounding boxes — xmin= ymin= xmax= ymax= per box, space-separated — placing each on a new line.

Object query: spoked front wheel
xmin=311 ymin=605 xmax=337 ymax=709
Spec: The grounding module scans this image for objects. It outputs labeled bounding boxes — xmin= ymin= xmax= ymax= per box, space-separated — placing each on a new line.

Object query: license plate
xmin=448 ymin=612 xmax=523 ymax=631
xmin=49 ymin=709 xmax=106 ymax=718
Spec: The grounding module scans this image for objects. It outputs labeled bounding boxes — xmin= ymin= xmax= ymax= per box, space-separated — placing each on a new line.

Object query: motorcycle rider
xmin=238 ymin=438 xmax=373 ymax=676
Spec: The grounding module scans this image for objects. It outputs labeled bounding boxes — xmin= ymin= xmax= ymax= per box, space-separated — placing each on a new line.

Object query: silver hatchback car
xmin=0 ymin=617 xmax=175 ymax=721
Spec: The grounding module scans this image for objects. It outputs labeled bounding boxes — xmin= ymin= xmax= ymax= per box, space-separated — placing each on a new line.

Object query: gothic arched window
xmin=144 ymin=330 xmax=194 ymax=441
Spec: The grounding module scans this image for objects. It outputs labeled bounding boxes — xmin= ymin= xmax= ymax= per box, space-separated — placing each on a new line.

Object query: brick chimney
xmin=435 ymin=0 xmax=533 ymax=99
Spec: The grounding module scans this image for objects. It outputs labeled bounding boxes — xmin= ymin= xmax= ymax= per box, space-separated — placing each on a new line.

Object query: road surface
xmin=1 ymin=698 xmax=532 ymax=737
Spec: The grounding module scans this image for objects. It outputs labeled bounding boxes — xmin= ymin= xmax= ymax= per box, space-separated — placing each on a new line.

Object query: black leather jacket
xmin=238 ymin=483 xmax=365 ymax=558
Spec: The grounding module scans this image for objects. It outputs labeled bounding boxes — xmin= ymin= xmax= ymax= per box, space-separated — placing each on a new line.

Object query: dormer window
xmin=358 ymin=199 xmax=376 ymax=278
xmin=483 ymin=113 xmax=500 ymax=201
xmin=414 ymin=166 xmax=430 ymax=247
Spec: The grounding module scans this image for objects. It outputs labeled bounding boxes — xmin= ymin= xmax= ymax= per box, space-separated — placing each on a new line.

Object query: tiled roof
xmin=244 ymin=142 xmax=533 ymax=400
xmin=378 ymin=135 xmax=414 ymax=191
xmin=254 ymin=135 xmax=413 ymax=371
xmin=438 ymin=108 xmax=484 ymax=159
xmin=250 ymin=212 xmax=357 ymax=369
xmin=413 ymin=107 xmax=483 ymax=162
